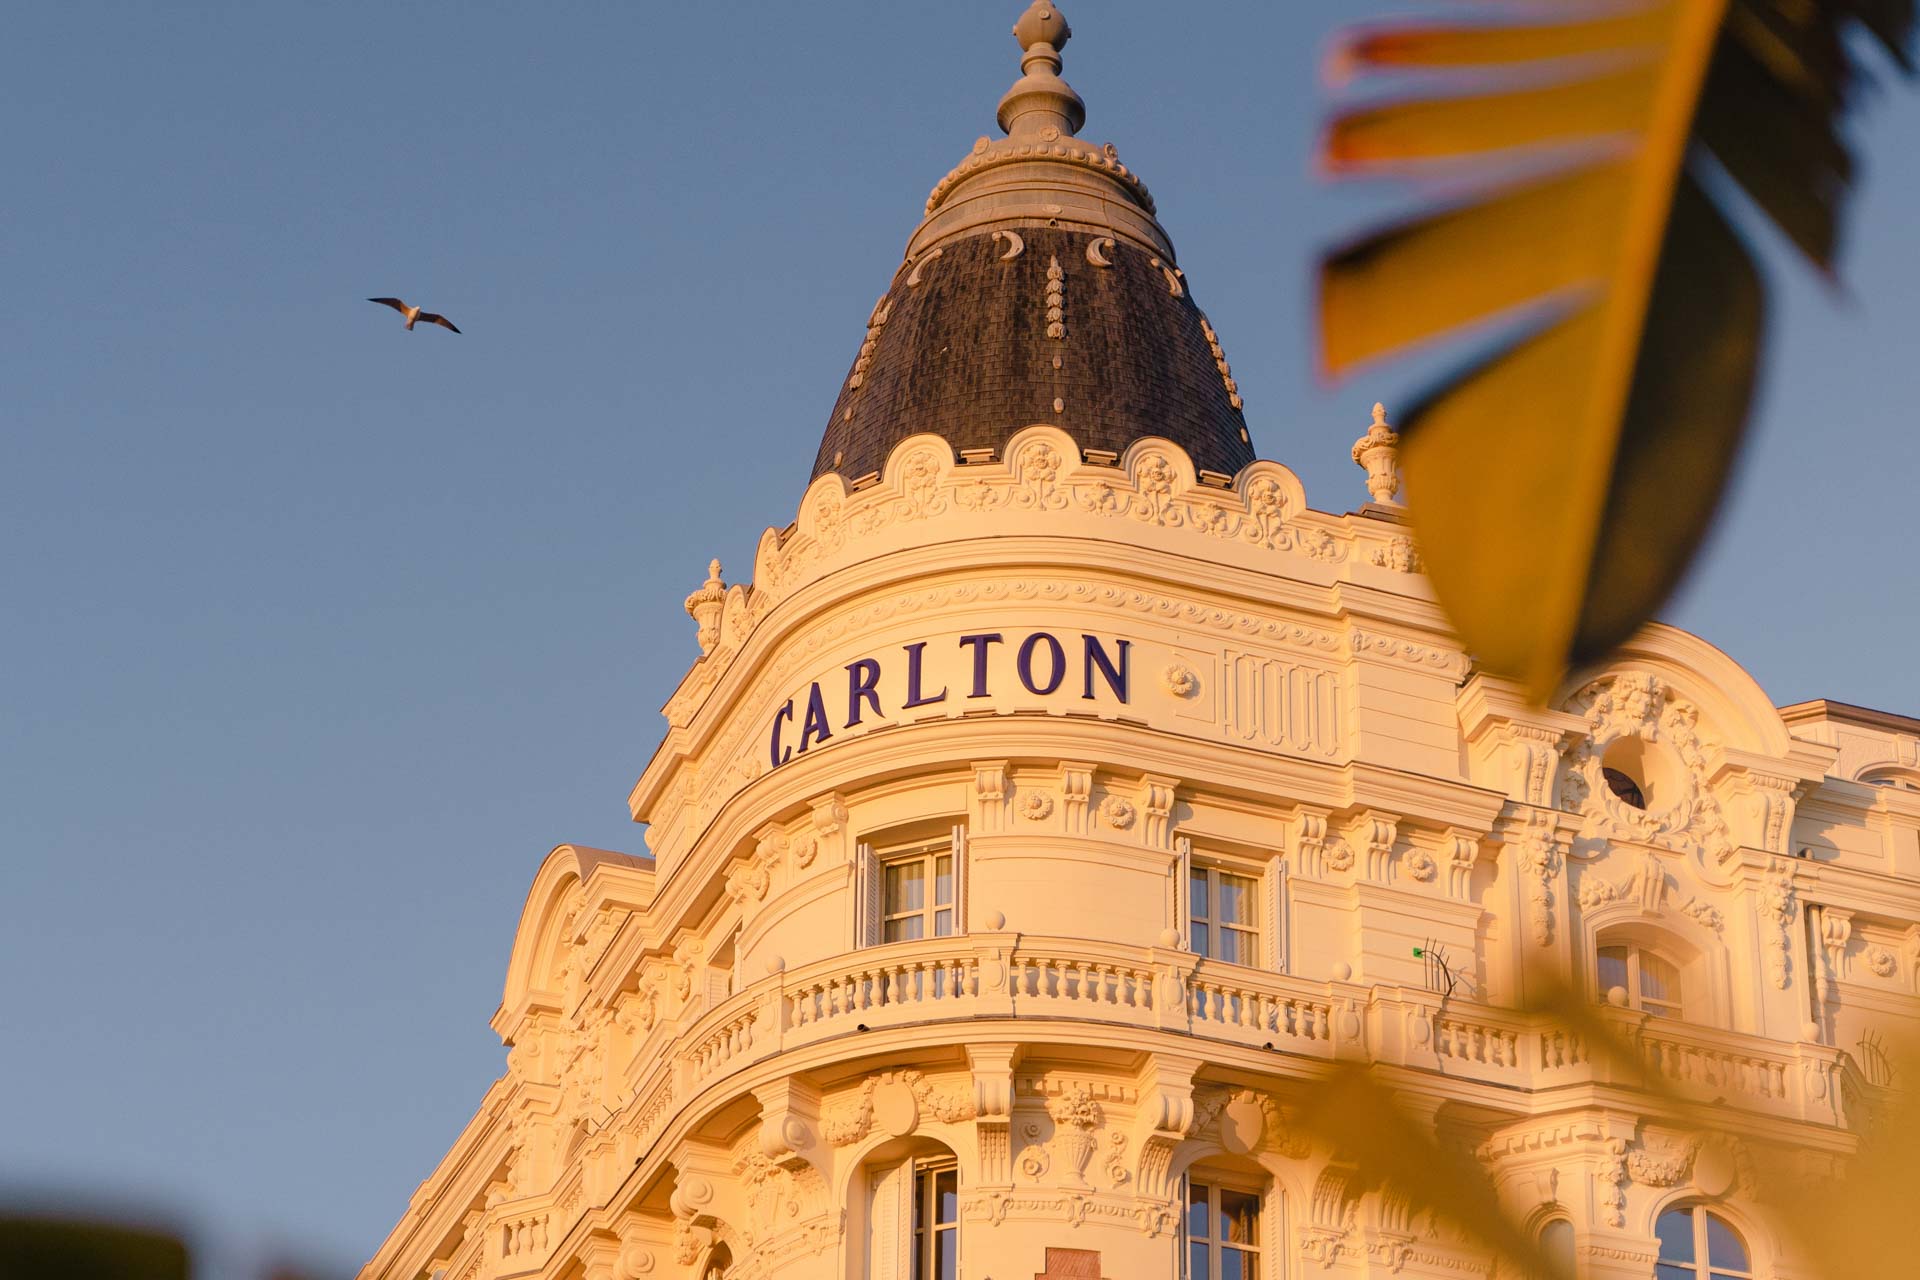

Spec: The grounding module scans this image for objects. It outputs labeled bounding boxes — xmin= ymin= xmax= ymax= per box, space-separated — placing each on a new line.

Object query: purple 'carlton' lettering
xmin=797 ymin=682 xmax=833 ymax=753
xmin=845 ymin=658 xmax=882 ymax=727
xmin=1016 ymin=632 xmax=1066 ymax=695
xmin=1082 ymin=635 xmax=1130 ymax=701
xmin=768 ymin=698 xmax=795 ymax=768
xmin=958 ymin=633 xmax=1003 ymax=698
xmin=902 ymin=641 xmax=947 ymax=708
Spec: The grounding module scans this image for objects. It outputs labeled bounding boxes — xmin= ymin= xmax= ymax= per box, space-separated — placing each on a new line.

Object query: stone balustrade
xmin=660 ymin=933 xmax=1854 ymax=1129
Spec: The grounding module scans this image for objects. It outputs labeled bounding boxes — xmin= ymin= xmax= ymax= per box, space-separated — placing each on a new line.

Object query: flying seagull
xmin=367 ymin=297 xmax=461 ymax=333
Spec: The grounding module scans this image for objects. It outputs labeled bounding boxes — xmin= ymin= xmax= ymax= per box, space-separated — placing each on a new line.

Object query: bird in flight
xmin=367 ymin=297 xmax=461 ymax=333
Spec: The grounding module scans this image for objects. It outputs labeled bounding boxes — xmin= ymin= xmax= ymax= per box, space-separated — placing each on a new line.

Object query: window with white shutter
xmin=865 ymin=1154 xmax=959 ymax=1280
xmin=857 ymin=826 xmax=968 ymax=948
xmin=1180 ymin=844 xmax=1274 ymax=970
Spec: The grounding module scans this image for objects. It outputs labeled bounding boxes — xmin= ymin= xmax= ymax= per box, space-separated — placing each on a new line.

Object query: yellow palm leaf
xmin=1319 ymin=0 xmax=1912 ymax=698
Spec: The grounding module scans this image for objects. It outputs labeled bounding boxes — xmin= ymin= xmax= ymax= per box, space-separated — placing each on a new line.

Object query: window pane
xmin=934 ymin=908 xmax=953 ymax=937
xmin=1191 ymin=870 xmax=1210 ymax=919
xmin=1538 ymin=1219 xmax=1574 ymax=1279
xmin=936 ymin=1170 xmax=957 ymax=1224
xmin=1597 ymin=946 xmax=1629 ymax=997
xmin=1220 ymin=1250 xmax=1246 ymax=1280
xmin=937 ymin=1229 xmax=956 ymax=1280
xmin=887 ymin=861 xmax=926 ymax=914
xmin=935 ymin=854 xmax=953 ymax=905
xmin=1655 ymin=1209 xmax=1695 ymax=1261
xmin=1191 ymin=922 xmax=1210 ymax=957
xmin=1188 ymin=1181 xmax=1211 ymax=1239
xmin=1218 ymin=873 xmax=1256 ymax=925
xmin=1189 ymin=1243 xmax=1211 ymax=1280
xmin=885 ymin=915 xmax=924 ymax=943
xmin=1220 ymin=1189 xmax=1260 ymax=1245
xmin=1640 ymin=952 xmax=1680 ymax=1010
xmin=1219 ymin=927 xmax=1257 ymax=967
xmin=913 ymin=1170 xmax=926 ymax=1232
xmin=1656 ymin=1266 xmax=1693 ymax=1280
xmin=1705 ymin=1214 xmax=1748 ymax=1270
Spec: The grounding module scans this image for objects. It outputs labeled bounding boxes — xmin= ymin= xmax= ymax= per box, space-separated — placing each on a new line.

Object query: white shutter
xmin=865 ymin=1159 xmax=911 ymax=1280
xmin=1266 ymin=854 xmax=1288 ymax=973
xmin=952 ymin=823 xmax=969 ymax=934
xmin=856 ymin=841 xmax=881 ymax=948
xmin=1173 ymin=836 xmax=1193 ymax=950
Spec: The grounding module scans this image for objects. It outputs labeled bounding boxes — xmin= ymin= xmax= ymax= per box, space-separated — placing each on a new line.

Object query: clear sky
xmin=3 ymin=2 xmax=1916 ymax=1274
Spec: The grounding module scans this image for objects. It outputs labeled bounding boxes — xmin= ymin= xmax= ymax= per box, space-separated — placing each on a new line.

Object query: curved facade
xmin=360 ymin=8 xmax=1920 ymax=1280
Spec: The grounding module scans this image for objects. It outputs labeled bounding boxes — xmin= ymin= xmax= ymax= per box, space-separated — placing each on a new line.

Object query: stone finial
xmin=1350 ymin=402 xmax=1402 ymax=505
xmin=999 ymin=3 xmax=1086 ymax=139
xmin=683 ymin=559 xmax=726 ymax=655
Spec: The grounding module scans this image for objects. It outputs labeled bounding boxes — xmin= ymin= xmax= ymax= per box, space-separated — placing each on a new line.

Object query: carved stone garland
xmin=1557 ymin=673 xmax=1733 ymax=862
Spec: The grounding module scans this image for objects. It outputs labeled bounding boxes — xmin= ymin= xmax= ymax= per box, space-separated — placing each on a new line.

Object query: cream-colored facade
xmin=359 ymin=9 xmax=1920 ymax=1280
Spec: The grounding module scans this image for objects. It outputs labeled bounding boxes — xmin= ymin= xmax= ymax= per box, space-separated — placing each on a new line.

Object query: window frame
xmin=1654 ymin=1203 xmax=1752 ymax=1280
xmin=857 ymin=824 xmax=968 ymax=949
xmin=910 ymin=1156 xmax=959 ymax=1280
xmin=1597 ymin=940 xmax=1684 ymax=1018
xmin=1181 ymin=1170 xmax=1266 ymax=1280
xmin=1188 ymin=855 xmax=1264 ymax=969
xmin=881 ymin=839 xmax=957 ymax=944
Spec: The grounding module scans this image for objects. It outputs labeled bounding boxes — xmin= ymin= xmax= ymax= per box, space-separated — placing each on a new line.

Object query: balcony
xmin=668 ymin=933 xmax=1856 ymax=1130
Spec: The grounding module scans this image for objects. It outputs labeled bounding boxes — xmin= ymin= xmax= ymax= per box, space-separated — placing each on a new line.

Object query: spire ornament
xmin=1350 ymin=402 xmax=1402 ymax=505
xmin=684 ymin=559 xmax=727 ymax=655
xmin=999 ymin=3 xmax=1084 ymax=140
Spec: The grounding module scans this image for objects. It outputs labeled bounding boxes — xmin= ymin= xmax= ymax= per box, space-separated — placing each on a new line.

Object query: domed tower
xmin=361 ymin=8 xmax=1902 ymax=1280
xmin=812 ymin=1 xmax=1253 ymax=487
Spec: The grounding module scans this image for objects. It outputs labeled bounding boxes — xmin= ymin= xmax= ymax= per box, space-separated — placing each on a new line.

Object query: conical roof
xmin=811 ymin=2 xmax=1255 ymax=484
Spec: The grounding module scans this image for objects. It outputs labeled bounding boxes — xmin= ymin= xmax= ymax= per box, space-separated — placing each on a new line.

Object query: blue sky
xmin=3 ymin=2 xmax=1916 ymax=1273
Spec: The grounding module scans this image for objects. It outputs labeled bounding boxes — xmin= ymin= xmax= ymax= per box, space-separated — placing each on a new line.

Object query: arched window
xmin=1183 ymin=1172 xmax=1264 ymax=1278
xmin=1862 ymin=768 xmax=1920 ymax=793
xmin=1655 ymin=1205 xmax=1750 ymax=1280
xmin=1536 ymin=1217 xmax=1574 ymax=1278
xmin=865 ymin=1143 xmax=959 ymax=1280
xmin=1598 ymin=941 xmax=1682 ymax=1018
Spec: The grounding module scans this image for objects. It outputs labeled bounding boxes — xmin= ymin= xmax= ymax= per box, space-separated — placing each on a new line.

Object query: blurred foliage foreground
xmin=1318 ymin=0 xmax=1916 ymax=701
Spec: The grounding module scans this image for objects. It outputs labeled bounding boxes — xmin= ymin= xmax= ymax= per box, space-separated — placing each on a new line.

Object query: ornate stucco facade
xmin=360 ymin=8 xmax=1920 ymax=1280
